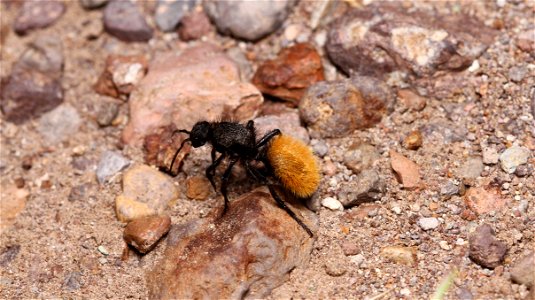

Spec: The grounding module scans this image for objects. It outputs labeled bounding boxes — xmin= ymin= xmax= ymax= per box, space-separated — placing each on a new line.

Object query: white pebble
xmin=321 ymin=197 xmax=343 ymax=211
xmin=418 ymin=217 xmax=440 ymax=230
xmin=439 ymin=241 xmax=451 ymax=250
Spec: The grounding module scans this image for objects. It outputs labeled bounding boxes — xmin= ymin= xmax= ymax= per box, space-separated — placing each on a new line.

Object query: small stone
xmin=68 ymin=183 xmax=92 ymax=202
xmin=468 ymin=224 xmax=507 ymax=269
xmin=13 ymin=0 xmax=66 ymax=35
xmin=0 ymin=245 xmax=21 ymax=267
xmin=482 ymin=147 xmax=499 ymax=164
xmin=63 ymin=272 xmax=83 ymax=291
xmin=390 ymin=150 xmax=421 ymax=190
xmin=464 ymin=187 xmax=507 ymax=215
xmin=155 ymin=0 xmax=196 ymax=32
xmin=0 ymin=184 xmax=28 ymax=234
xmin=115 ymin=164 xmax=178 ymax=222
xmin=458 ymin=156 xmax=484 ymax=180
xmin=94 ymin=55 xmax=148 ymax=98
xmin=439 ymin=241 xmax=451 ymax=250
xmin=324 ymin=258 xmax=347 ymax=277
xmin=97 ymin=245 xmax=109 ymax=256
xmin=80 ymin=16 xmax=104 ymax=40
xmin=418 ymin=217 xmax=439 ymax=230
xmin=103 ymin=0 xmax=153 ymax=42
xmin=79 ymin=0 xmax=108 ymax=9
xmin=340 ymin=241 xmax=360 ymax=256
xmin=350 ymin=254 xmax=365 ymax=267
xmin=510 ymin=251 xmax=534 ymax=288
xmin=178 ymin=10 xmax=213 ymax=41
xmin=203 ymin=0 xmax=296 ymax=41
xmin=96 ymin=151 xmax=131 ymax=184
xmin=225 ymin=47 xmax=253 ymax=81
xmin=254 ymin=112 xmax=310 ymax=144
xmin=499 ymin=146 xmax=531 ymax=174
xmin=16 ymin=35 xmax=64 ymax=77
xmin=397 ymin=89 xmax=427 ymax=111
xmin=337 ymin=169 xmax=385 ymax=207
xmin=441 ymin=181 xmax=459 ymax=197
xmin=124 ymin=215 xmax=171 ymax=254
xmin=14 ymin=177 xmax=25 ymax=189
xmin=95 ymin=99 xmax=120 ymax=127
xmin=508 ymin=66 xmax=527 ymax=83
xmin=404 ymin=130 xmax=423 ymax=150
xmin=321 ymin=197 xmax=343 ymax=211
xmin=38 ymin=105 xmax=81 ymax=145
xmin=514 ymin=164 xmax=532 ymax=177
xmin=21 ymin=155 xmax=33 ymax=170
xmin=143 ymin=124 xmax=191 ymax=174
xmin=252 ymin=43 xmax=324 ymax=104
xmin=380 ymin=246 xmax=417 ymax=266
xmin=342 ymin=143 xmax=380 ymax=174
xmin=185 ymin=176 xmax=211 ymax=200
xmin=310 ymin=139 xmax=328 ymax=157
xmin=516 ymin=29 xmax=535 ymax=53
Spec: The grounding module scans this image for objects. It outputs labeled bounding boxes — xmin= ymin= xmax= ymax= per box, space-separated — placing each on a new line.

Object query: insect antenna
xmin=165 ymin=129 xmax=191 ymax=176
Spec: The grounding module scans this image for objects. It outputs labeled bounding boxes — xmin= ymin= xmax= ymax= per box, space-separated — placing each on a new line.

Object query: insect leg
xmin=205 ymin=151 xmax=225 ymax=191
xmin=268 ymin=185 xmax=313 ymax=237
xmin=220 ymin=157 xmax=238 ymax=214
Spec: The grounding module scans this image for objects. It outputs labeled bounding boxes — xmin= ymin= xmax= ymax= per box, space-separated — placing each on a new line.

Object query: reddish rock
xmin=469 ymin=224 xmax=507 ymax=269
xmin=103 ymin=0 xmax=153 ymax=42
xmin=178 ymin=10 xmax=213 ymax=41
xmin=299 ymin=75 xmax=394 ymax=138
xmin=94 ymin=55 xmax=148 ymax=98
xmin=0 ymin=184 xmax=29 ymax=234
xmin=143 ymin=124 xmax=191 ymax=175
xmin=252 ymin=43 xmax=324 ymax=104
xmin=147 ymin=187 xmax=316 ymax=299
xmin=516 ymin=29 xmax=535 ymax=54
xmin=122 ymin=43 xmax=263 ymax=146
xmin=13 ymin=0 xmax=66 ymax=35
xmin=390 ymin=150 xmax=421 ymax=190
xmin=185 ymin=176 xmax=211 ymax=200
xmin=464 ymin=187 xmax=508 ymax=215
xmin=404 ymin=130 xmax=423 ymax=150
xmin=397 ymin=89 xmax=426 ymax=112
xmin=124 ymin=215 xmax=172 ymax=254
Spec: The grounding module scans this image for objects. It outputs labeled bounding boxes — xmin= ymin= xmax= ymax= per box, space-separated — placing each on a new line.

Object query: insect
xmin=161 ymin=120 xmax=320 ymax=237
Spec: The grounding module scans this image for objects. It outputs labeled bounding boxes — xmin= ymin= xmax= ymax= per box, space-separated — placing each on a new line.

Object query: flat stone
xmin=96 ymin=150 xmax=131 ymax=184
xmin=94 ymin=55 xmax=148 ymax=98
xmin=464 ymin=187 xmax=507 ymax=215
xmin=397 ymin=89 xmax=426 ymax=112
xmin=16 ymin=35 xmax=63 ymax=78
xmin=516 ymin=29 xmax=535 ymax=54
xmin=38 ymin=104 xmax=81 ymax=145
xmin=499 ymin=146 xmax=531 ymax=174
xmin=124 ymin=215 xmax=172 ymax=253
xmin=103 ymin=0 xmax=153 ymax=42
xmin=468 ymin=224 xmax=507 ymax=269
xmin=0 ymin=184 xmax=29 ymax=234
xmin=338 ymin=169 xmax=385 ymax=208
xmin=95 ymin=98 xmax=120 ymax=127
xmin=155 ymin=0 xmax=196 ymax=32
xmin=482 ymin=147 xmax=499 ymax=164
xmin=321 ymin=197 xmax=343 ymax=211
xmin=510 ymin=251 xmax=534 ymax=288
xmin=390 ymin=150 xmax=421 ymax=190
xmin=440 ymin=181 xmax=459 ymax=197
xmin=343 ymin=143 xmax=380 ymax=175
xmin=115 ymin=164 xmax=178 ymax=222
xmin=147 ymin=187 xmax=316 ymax=298
xmin=380 ymin=246 xmax=417 ymax=266
xmin=420 ymin=119 xmax=468 ymax=144
xmin=13 ymin=0 xmax=66 ymax=35
xmin=254 ymin=111 xmax=310 ymax=144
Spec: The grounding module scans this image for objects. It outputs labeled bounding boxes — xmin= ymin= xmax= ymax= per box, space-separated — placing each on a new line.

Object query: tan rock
xmin=464 ymin=187 xmax=508 ymax=215
xmin=124 ymin=215 xmax=172 ymax=254
xmin=390 ymin=150 xmax=421 ymax=189
xmin=0 ymin=184 xmax=29 ymax=234
xmin=404 ymin=130 xmax=423 ymax=150
xmin=185 ymin=176 xmax=211 ymax=200
xmin=380 ymin=246 xmax=417 ymax=266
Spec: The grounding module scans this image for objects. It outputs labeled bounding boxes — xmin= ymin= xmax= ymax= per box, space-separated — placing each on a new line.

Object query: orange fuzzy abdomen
xmin=266 ymin=135 xmax=320 ymax=198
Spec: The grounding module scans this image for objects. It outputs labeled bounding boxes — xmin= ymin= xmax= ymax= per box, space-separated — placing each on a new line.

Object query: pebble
xmin=115 ymin=164 xmax=178 ymax=222
xmin=68 ymin=183 xmax=93 ymax=202
xmin=123 ymin=215 xmax=171 ymax=253
xmin=397 ymin=89 xmax=427 ymax=112
xmin=418 ymin=217 xmax=439 ymax=230
xmin=468 ymin=224 xmax=507 ymax=269
xmin=254 ymin=112 xmax=310 ymax=144
xmin=13 ymin=0 xmax=66 ymax=35
xmin=482 ymin=147 xmax=499 ymax=164
xmin=349 ymin=254 xmax=365 ymax=267
xmin=516 ymin=29 xmax=535 ymax=53
xmin=94 ymin=55 xmax=148 ymax=98
xmin=225 ymin=47 xmax=253 ymax=81
xmin=458 ymin=156 xmax=484 ymax=180
xmin=63 ymin=272 xmax=82 ymax=291
xmin=96 ymin=151 xmax=131 ymax=184
xmin=0 ymin=245 xmax=21 ymax=267
xmin=439 ymin=241 xmax=451 ymax=250
xmin=178 ymin=10 xmax=213 ymax=41
xmin=38 ymin=105 xmax=81 ymax=145
xmin=342 ymin=143 xmax=380 ymax=175
xmin=510 ymin=251 xmax=534 ymax=288
xmin=324 ymin=257 xmax=347 ymax=277
xmin=499 ymin=146 xmax=530 ymax=174
xmin=464 ymin=187 xmax=507 ymax=215
xmin=79 ymin=0 xmax=108 ymax=9
xmin=441 ymin=181 xmax=459 ymax=197
xmin=508 ymin=66 xmax=527 ymax=83
xmin=155 ymin=0 xmax=196 ymax=32
xmin=143 ymin=124 xmax=191 ymax=173
xmin=337 ymin=170 xmax=385 ymax=207
xmin=16 ymin=35 xmax=64 ymax=77
xmin=321 ymin=197 xmax=343 ymax=211
xmin=300 ymin=76 xmax=394 ymax=138
xmin=380 ymin=246 xmax=417 ymax=266
xmin=203 ymin=0 xmax=296 ymax=41
xmin=390 ymin=150 xmax=421 ymax=190
xmin=340 ymin=241 xmax=360 ymax=256
xmin=404 ymin=130 xmax=423 ymax=150
xmin=97 ymin=245 xmax=109 ymax=256
xmin=103 ymin=0 xmax=153 ymax=42
xmin=95 ymin=98 xmax=120 ymax=127
xmin=0 ymin=184 xmax=29 ymax=234
xmin=252 ymin=43 xmax=324 ymax=104
xmin=185 ymin=176 xmax=211 ymax=200
xmin=310 ymin=139 xmax=329 ymax=157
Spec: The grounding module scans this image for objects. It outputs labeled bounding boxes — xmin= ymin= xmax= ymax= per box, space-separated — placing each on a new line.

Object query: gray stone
xmin=482 ymin=147 xmax=499 ymax=164
xmin=338 ymin=169 xmax=385 ymax=207
xmin=420 ymin=119 xmax=468 ymax=144
xmin=13 ymin=0 xmax=66 ymax=35
xmin=96 ymin=151 xmax=131 ymax=184
xmin=103 ymin=0 xmax=153 ymax=42
xmin=418 ymin=217 xmax=439 ymax=230
xmin=310 ymin=139 xmax=328 ymax=157
xmin=342 ymin=143 xmax=380 ymax=175
xmin=155 ymin=0 xmax=196 ymax=32
xmin=38 ymin=105 xmax=81 ymax=145
xmin=95 ymin=99 xmax=119 ymax=127
xmin=458 ymin=156 xmax=484 ymax=180
xmin=508 ymin=66 xmax=527 ymax=83
xmin=225 ymin=47 xmax=254 ymax=82
xmin=16 ymin=35 xmax=63 ymax=77
xmin=499 ymin=146 xmax=531 ymax=174
xmin=440 ymin=181 xmax=459 ymax=197
xmin=63 ymin=272 xmax=83 ymax=291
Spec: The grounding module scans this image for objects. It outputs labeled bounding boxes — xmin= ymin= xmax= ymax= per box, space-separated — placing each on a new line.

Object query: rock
xmin=63 ymin=272 xmax=83 ymax=291
xmin=252 ymin=43 xmax=324 ymax=104
xmin=390 ymin=150 xmax=421 ymax=190
xmin=0 ymin=245 xmax=21 ymax=267
xmin=516 ymin=29 xmax=535 ymax=54
xmin=38 ymin=105 xmax=81 ymax=145
xmin=103 ymin=0 xmax=153 ymax=42
xmin=510 ymin=251 xmax=534 ymax=288
xmin=79 ymin=0 xmax=108 ymax=9
xmin=340 ymin=241 xmax=360 ymax=256
xmin=0 ymin=184 xmax=28 ymax=234
xmin=310 ymin=139 xmax=328 ymax=157
xmin=147 ymin=187 xmax=315 ymax=299
xmin=115 ymin=164 xmax=178 ymax=222
xmin=13 ymin=0 xmax=66 ymax=35
xmin=515 ymin=164 xmax=533 ymax=177
xmin=321 ymin=197 xmax=343 ymax=211
xmin=418 ymin=217 xmax=439 ymax=230
xmin=440 ymin=181 xmax=459 ymax=197
xmin=1 ymin=68 xmax=63 ymax=124
xmin=342 ymin=143 xmax=380 ymax=175
xmin=203 ymin=0 xmax=296 ymax=41
xmin=185 ymin=176 xmax=211 ymax=200
xmin=123 ymin=43 xmax=263 ymax=146
xmin=96 ymin=150 xmax=131 ymax=184
xmin=508 ymin=66 xmax=527 ymax=83
xmin=420 ymin=119 xmax=468 ymax=144
xmin=324 ymin=254 xmax=347 ymax=276
xmin=326 ymin=5 xmax=496 ymax=78
xmin=155 ymin=0 xmax=196 ymax=32
xmin=225 ymin=47 xmax=254 ymax=82
xmin=299 ymin=76 xmax=394 ymax=138
xmin=68 ymin=183 xmax=93 ymax=202
xmin=468 ymin=224 xmax=507 ymax=269
xmin=16 ymin=35 xmax=64 ymax=78
xmin=143 ymin=124 xmax=191 ymax=175
xmin=464 ymin=187 xmax=507 ymax=215
xmin=397 ymin=89 xmax=426 ymax=112
xmin=178 ymin=10 xmax=213 ymax=41
xmin=95 ymin=98 xmax=120 ymax=127
xmin=482 ymin=147 xmax=499 ymax=165
xmin=254 ymin=112 xmax=310 ymax=144
xmin=94 ymin=55 xmax=148 ymax=98
xmin=458 ymin=156 xmax=484 ymax=180
xmin=124 ymin=215 xmax=172 ymax=253
xmin=80 ymin=16 xmax=104 ymax=40
xmin=380 ymin=246 xmax=417 ymax=266
xmin=499 ymin=146 xmax=531 ymax=174
xmin=337 ymin=170 xmax=385 ymax=207
xmin=404 ymin=130 xmax=423 ymax=150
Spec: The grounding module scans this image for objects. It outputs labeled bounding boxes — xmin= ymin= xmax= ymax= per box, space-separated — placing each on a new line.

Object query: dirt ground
xmin=1 ymin=1 xmax=534 ymax=299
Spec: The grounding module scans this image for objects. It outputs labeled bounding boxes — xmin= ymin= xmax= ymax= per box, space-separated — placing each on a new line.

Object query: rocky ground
xmin=0 ymin=0 xmax=534 ymax=299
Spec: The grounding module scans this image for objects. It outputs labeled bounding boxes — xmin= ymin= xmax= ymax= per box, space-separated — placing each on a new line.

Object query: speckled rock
xmin=124 ymin=215 xmax=171 ymax=253
xmin=178 ymin=10 xmax=213 ymax=41
xmin=321 ymin=197 xmax=343 ymax=211
xmin=390 ymin=150 xmax=421 ymax=190
xmin=464 ymin=187 xmax=507 ymax=215
xmin=326 ymin=5 xmax=496 ymax=78
xmin=469 ymin=224 xmax=507 ymax=269
xmin=147 ymin=187 xmax=316 ymax=299
xmin=203 ymin=0 xmax=296 ymax=41
xmin=482 ymin=147 xmax=499 ymax=165
xmin=0 ymin=184 xmax=29 ymax=234
xmin=96 ymin=151 xmax=131 ymax=184
xmin=38 ymin=104 xmax=82 ymax=145
xmin=337 ymin=169 xmax=385 ymax=208
xmin=94 ymin=55 xmax=148 ymax=98
xmin=155 ymin=0 xmax=196 ymax=32
xmin=252 ymin=43 xmax=324 ymax=104
xmin=103 ymin=0 xmax=153 ymax=42
xmin=123 ymin=43 xmax=263 ymax=146
xmin=254 ymin=111 xmax=310 ymax=144
xmin=299 ymin=76 xmax=394 ymax=138
xmin=343 ymin=143 xmax=380 ymax=174
xmin=499 ymin=146 xmax=531 ymax=174
xmin=510 ymin=251 xmax=534 ymax=288
xmin=13 ymin=0 xmax=66 ymax=35
xmin=115 ymin=164 xmax=178 ymax=222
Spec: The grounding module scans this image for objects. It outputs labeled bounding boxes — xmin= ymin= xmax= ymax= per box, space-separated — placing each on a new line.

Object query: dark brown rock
xmin=468 ymin=224 xmax=507 ymax=269
xmin=13 ymin=0 xmax=66 ymax=35
xmin=94 ymin=55 xmax=148 ymax=98
xmin=252 ymin=43 xmax=324 ymax=104
xmin=124 ymin=215 xmax=172 ymax=254
xmin=103 ymin=0 xmax=153 ymax=42
xmin=147 ymin=187 xmax=316 ymax=299
xmin=143 ymin=124 xmax=191 ymax=175
xmin=178 ymin=10 xmax=213 ymax=41
xmin=299 ymin=75 xmax=393 ymax=138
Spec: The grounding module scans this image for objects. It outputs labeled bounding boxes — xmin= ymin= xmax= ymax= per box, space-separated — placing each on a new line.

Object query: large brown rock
xmin=468 ymin=224 xmax=507 ymax=269
xmin=147 ymin=187 xmax=316 ymax=299
xmin=123 ymin=43 xmax=263 ymax=146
